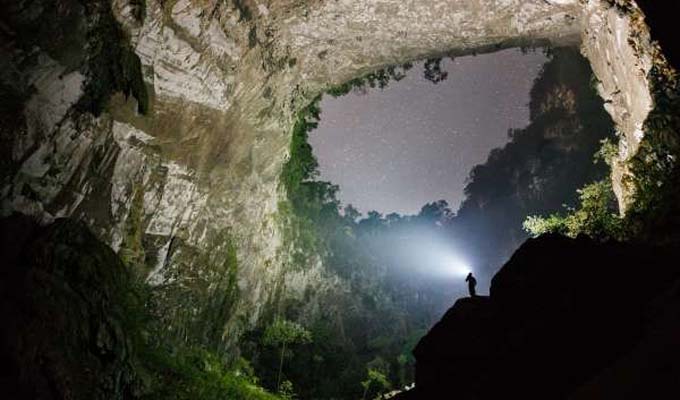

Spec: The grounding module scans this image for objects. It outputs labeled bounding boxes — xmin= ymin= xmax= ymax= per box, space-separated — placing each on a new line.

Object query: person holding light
xmin=465 ymin=272 xmax=477 ymax=297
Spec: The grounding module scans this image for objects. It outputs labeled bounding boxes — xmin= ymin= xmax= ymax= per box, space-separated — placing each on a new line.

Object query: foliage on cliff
xmin=139 ymin=347 xmax=282 ymax=400
xmin=524 ymin=60 xmax=680 ymax=243
xmin=279 ymin=97 xmax=342 ymax=264
xmin=326 ymin=63 xmax=415 ymax=97
xmin=523 ymin=139 xmax=623 ymax=240
xmin=523 ymin=179 xmax=623 ymax=239
xmin=454 ymin=47 xmax=616 ymax=270
xmin=134 ymin=253 xmax=281 ymax=400
xmin=0 ymin=214 xmax=282 ymax=400
xmin=624 ymin=63 xmax=680 ymax=242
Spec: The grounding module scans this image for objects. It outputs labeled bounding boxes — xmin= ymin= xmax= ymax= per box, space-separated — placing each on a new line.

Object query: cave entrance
xmin=277 ymin=45 xmax=617 ymax=398
xmin=301 ymin=46 xmax=615 ymax=296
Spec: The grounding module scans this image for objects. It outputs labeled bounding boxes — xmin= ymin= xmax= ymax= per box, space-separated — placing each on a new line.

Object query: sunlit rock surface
xmin=0 ymin=0 xmax=675 ymax=346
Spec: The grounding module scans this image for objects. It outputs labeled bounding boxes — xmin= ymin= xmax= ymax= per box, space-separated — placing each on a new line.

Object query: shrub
xmin=139 ymin=347 xmax=283 ymax=400
xmin=523 ymin=180 xmax=623 ymax=240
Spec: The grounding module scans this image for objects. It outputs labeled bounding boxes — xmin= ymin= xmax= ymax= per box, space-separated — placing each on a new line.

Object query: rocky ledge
xmin=400 ymin=234 xmax=680 ymax=399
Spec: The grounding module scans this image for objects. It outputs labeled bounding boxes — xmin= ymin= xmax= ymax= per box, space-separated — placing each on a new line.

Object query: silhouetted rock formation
xmin=400 ymin=234 xmax=680 ymax=399
xmin=0 ymin=215 xmax=138 ymax=400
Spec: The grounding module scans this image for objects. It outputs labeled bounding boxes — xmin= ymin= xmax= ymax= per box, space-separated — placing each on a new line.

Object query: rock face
xmin=406 ymin=234 xmax=680 ymax=399
xmin=0 ymin=0 xmax=676 ymax=349
xmin=0 ymin=215 xmax=138 ymax=400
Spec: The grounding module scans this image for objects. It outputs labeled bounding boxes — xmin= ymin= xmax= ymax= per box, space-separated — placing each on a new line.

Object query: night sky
xmin=309 ymin=48 xmax=549 ymax=215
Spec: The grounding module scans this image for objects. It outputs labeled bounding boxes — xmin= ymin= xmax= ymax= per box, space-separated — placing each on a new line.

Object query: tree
xmin=385 ymin=212 xmax=402 ymax=225
xmin=358 ymin=211 xmax=385 ymax=234
xmin=418 ymin=200 xmax=452 ymax=223
xmin=263 ymin=319 xmax=312 ymax=393
xmin=343 ymin=204 xmax=362 ymax=222
xmin=423 ymin=58 xmax=448 ymax=83
xmin=361 ymin=368 xmax=391 ymax=400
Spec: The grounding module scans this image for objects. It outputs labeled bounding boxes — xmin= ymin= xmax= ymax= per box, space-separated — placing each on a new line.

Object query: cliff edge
xmin=401 ymin=234 xmax=680 ymax=399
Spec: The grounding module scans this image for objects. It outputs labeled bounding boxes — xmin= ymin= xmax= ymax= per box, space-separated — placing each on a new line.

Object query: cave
xmin=1 ymin=1 xmax=679 ymax=399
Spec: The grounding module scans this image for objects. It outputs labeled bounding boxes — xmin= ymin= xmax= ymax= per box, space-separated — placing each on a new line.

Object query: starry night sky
xmin=309 ymin=48 xmax=549 ymax=215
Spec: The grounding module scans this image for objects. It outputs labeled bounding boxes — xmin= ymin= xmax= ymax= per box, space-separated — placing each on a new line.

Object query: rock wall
xmin=0 ymin=0 xmax=673 ymax=347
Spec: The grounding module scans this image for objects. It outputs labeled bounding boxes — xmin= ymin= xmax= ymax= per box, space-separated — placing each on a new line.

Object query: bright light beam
xmin=438 ymin=254 xmax=473 ymax=278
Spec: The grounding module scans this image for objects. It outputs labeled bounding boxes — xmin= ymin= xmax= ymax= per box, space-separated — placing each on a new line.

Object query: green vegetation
xmin=524 ymin=62 xmax=680 ymax=243
xmin=127 ymin=265 xmax=282 ymax=400
xmin=262 ymin=319 xmax=312 ymax=393
xmin=423 ymin=58 xmax=448 ymax=83
xmin=279 ymin=97 xmax=342 ymax=265
xmin=523 ymin=180 xmax=623 ymax=239
xmin=327 ymin=63 xmax=414 ymax=97
xmin=325 ymin=58 xmax=447 ymax=97
xmin=624 ymin=65 xmax=680 ymax=242
xmin=281 ymin=100 xmax=322 ymax=194
xmin=361 ymin=368 xmax=391 ymax=400
xmin=151 ymin=232 xmax=241 ymax=353
xmin=522 ymin=135 xmax=623 ymax=241
xmin=139 ymin=347 xmax=282 ymax=400
xmin=457 ymin=47 xmax=616 ymax=269
xmin=595 ymin=138 xmax=619 ymax=166
xmin=119 ymin=188 xmax=147 ymax=268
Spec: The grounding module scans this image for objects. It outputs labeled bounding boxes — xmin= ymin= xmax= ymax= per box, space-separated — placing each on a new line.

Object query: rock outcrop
xmin=1 ymin=0 xmax=677 ymax=351
xmin=0 ymin=215 xmax=138 ymax=400
xmin=404 ymin=234 xmax=680 ymax=399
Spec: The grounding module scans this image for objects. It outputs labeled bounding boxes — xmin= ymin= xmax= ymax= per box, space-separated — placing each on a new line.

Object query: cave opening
xmin=272 ymin=45 xmax=618 ymax=398
xmin=295 ymin=46 xmax=616 ymax=294
xmin=6 ymin=1 xmax=680 ymax=400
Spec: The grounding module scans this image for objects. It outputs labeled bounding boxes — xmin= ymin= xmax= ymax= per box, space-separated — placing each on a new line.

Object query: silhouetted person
xmin=465 ymin=272 xmax=477 ymax=297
